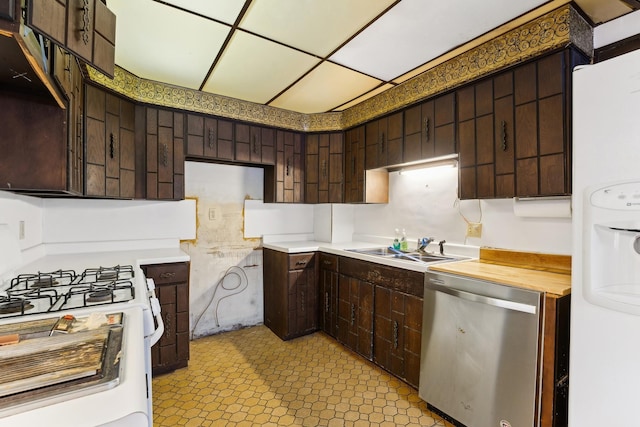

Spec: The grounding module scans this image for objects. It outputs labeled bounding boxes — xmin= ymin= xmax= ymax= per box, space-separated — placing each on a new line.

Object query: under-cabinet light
xmin=394 ymin=154 xmax=458 ymax=175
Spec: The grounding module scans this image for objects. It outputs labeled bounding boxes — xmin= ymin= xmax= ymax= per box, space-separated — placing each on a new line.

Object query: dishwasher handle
xmin=427 ymin=278 xmax=537 ymax=314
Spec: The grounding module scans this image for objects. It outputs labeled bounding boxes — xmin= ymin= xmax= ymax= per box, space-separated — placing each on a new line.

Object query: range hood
xmin=0 ymin=26 xmax=66 ymax=108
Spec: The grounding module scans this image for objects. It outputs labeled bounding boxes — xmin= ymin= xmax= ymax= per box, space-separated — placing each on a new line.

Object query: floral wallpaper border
xmin=88 ymin=4 xmax=591 ymax=133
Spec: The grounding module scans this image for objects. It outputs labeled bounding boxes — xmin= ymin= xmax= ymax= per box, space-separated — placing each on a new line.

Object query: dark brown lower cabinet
xmin=141 ymin=262 xmax=190 ymax=376
xmin=337 ymin=256 xmax=423 ymax=387
xmin=541 ymin=294 xmax=570 ymax=427
xmin=263 ymin=249 xmax=317 ymax=340
xmin=318 ymin=253 xmax=339 ymax=338
xmin=337 ymin=273 xmax=374 ymax=360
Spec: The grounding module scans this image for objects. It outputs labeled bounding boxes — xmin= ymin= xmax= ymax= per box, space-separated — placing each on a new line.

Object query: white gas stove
xmin=0 ymin=227 xmax=188 ymax=427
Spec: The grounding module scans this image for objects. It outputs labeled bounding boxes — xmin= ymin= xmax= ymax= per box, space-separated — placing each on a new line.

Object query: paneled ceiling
xmin=106 ymin=0 xmax=636 ymax=114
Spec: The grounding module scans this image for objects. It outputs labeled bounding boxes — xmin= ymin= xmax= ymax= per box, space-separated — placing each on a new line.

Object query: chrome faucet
xmin=417 ymin=237 xmax=434 ymax=252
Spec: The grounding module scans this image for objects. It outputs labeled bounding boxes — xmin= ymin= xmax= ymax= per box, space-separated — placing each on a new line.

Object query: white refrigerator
xmin=570 ymin=48 xmax=640 ymax=426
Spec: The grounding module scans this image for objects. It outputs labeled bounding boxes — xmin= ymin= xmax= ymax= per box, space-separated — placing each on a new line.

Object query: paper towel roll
xmin=512 ymin=197 xmax=572 ymax=218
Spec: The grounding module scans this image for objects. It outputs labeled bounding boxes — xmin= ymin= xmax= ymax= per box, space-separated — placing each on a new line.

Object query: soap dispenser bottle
xmin=393 ymin=228 xmax=401 ymax=250
xmin=400 ymin=229 xmax=408 ymax=251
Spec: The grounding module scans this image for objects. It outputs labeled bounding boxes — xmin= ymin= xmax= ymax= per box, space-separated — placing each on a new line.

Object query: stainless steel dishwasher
xmin=419 ymin=271 xmax=542 ymax=427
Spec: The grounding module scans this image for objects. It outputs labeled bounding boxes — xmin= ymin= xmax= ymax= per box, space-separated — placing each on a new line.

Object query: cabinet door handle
xmin=208 ymin=128 xmax=215 ymax=149
xmin=321 ymin=160 xmax=327 ymax=178
xmin=501 ymin=120 xmax=508 ymax=151
xmin=252 ymin=135 xmax=258 ymax=154
xmin=161 ymin=143 xmax=169 ymax=167
xmin=80 ymin=0 xmax=90 ymax=45
xmin=350 ymin=304 xmax=356 ymax=326
xmin=425 ymin=117 xmax=430 ymax=142
xmin=301 ymin=290 xmax=305 ymax=313
xmin=323 ymin=260 xmax=331 ymax=266
xmin=295 ymin=260 xmax=307 ymax=267
xmin=109 ymin=133 xmax=116 ymax=159
xmin=393 ymin=320 xmax=399 ymax=349
xmin=286 ymin=157 xmax=290 ymax=176
xmin=325 ymin=292 xmax=329 ymax=313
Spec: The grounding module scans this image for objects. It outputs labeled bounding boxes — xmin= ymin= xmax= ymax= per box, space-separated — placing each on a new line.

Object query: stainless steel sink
xmin=345 ymin=247 xmax=462 ymax=264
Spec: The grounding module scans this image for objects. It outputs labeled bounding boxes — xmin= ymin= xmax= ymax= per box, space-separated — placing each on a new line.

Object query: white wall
xmin=350 ymin=165 xmax=573 ymax=255
xmin=594 ymin=9 xmax=640 ymax=48
xmin=0 ymin=191 xmax=44 ymax=252
xmin=181 ymin=162 xmax=267 ymax=338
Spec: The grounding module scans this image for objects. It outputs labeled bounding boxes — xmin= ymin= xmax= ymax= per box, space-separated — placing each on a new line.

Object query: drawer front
xmin=339 ymin=256 xmax=423 ymax=297
xmin=143 ymin=262 xmax=189 ymax=285
xmin=289 ymin=253 xmax=315 ymax=270
xmin=319 ymin=253 xmax=338 ymax=272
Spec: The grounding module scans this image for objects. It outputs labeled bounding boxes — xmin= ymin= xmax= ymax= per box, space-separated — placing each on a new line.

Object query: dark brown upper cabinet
xmin=458 ymin=48 xmax=589 ymax=199
xmin=344 ymin=126 xmax=365 ymax=203
xmin=404 ymin=92 xmax=456 ymax=163
xmin=144 ymin=107 xmax=185 ymax=200
xmin=85 ymin=84 xmax=136 ymax=198
xmin=264 ymin=130 xmax=304 ymax=203
xmin=234 ymin=123 xmax=275 ymax=165
xmin=27 ymin=0 xmax=116 ymax=77
xmin=365 ymin=112 xmax=403 ymax=169
xmin=0 ymin=90 xmax=68 ymax=193
xmin=305 ymin=132 xmax=344 ymax=204
xmin=185 ymin=114 xmax=234 ymax=162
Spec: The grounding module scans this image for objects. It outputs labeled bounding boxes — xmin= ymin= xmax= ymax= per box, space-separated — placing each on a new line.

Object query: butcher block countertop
xmin=429 ymin=247 xmax=572 ymax=297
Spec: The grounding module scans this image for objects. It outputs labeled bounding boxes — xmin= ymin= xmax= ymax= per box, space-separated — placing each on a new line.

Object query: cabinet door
xmin=143 ymin=262 xmax=190 ymax=376
xmin=344 ymin=126 xmax=365 ymax=203
xmin=365 ymin=118 xmax=385 ymax=169
xmin=434 ymin=92 xmax=456 ymax=157
xmin=288 ymin=267 xmax=317 ymax=337
xmin=305 ymin=134 xmax=320 ymax=204
xmin=319 ymin=267 xmax=338 ymax=337
xmin=146 ymin=108 xmax=184 ymax=200
xmin=513 ymin=50 xmax=584 ymax=197
xmin=186 ymin=114 xmax=234 ymax=161
xmin=328 ymin=132 xmax=344 ymax=203
xmin=0 ymin=91 xmax=67 ymax=192
xmin=374 ymin=286 xmax=405 ymax=379
xmin=85 ymin=85 xmax=135 ymax=198
xmin=266 ymin=130 xmax=304 ymax=203
xmin=234 ymin=123 xmax=251 ymax=162
xmin=404 ymin=100 xmax=435 ymax=162
xmin=337 ymin=274 xmax=373 ymax=360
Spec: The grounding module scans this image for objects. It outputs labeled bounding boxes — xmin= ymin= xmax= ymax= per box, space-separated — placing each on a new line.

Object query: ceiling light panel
xmin=108 ymin=0 xmax=230 ymax=89
xmin=157 ymin=0 xmax=246 ymax=24
xmin=330 ymin=0 xmax=549 ymax=81
xmin=239 ymin=0 xmax=397 ymax=57
xmin=269 ymin=62 xmax=382 ymax=114
xmin=202 ymin=31 xmax=320 ymax=104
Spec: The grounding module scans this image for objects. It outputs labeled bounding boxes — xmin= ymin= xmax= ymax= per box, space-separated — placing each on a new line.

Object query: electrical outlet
xmin=466 ymin=222 xmax=482 ymax=238
xmin=208 ymin=208 xmax=217 ymax=221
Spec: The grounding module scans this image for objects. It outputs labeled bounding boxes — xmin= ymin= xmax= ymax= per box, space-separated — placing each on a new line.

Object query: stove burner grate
xmin=10 ymin=270 xmax=77 ymax=290
xmin=86 ymin=289 xmax=114 ymax=303
xmin=78 ymin=265 xmax=135 ymax=284
xmin=0 ymin=297 xmax=34 ymax=315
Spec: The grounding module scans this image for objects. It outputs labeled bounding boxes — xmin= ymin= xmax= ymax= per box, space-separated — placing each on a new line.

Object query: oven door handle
xmin=148 ymin=296 xmax=164 ymax=346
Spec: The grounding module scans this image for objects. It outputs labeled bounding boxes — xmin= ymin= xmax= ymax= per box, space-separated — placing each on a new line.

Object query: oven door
xmin=0 ymin=306 xmax=150 ymax=427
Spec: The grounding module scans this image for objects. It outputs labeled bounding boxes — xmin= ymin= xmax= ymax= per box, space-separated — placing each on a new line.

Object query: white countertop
xmin=262 ymin=240 xmax=477 ymax=273
xmin=14 ymin=247 xmax=190 ymax=275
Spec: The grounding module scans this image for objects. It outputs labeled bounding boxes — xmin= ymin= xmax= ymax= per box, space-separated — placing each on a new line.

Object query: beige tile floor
xmin=152 ymin=325 xmax=453 ymax=427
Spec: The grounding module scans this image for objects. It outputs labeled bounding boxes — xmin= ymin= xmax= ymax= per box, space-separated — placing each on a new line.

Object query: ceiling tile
xmin=330 ymin=0 xmax=549 ymax=81
xmin=108 ymin=0 xmax=230 ymax=89
xmin=158 ymin=0 xmax=246 ymax=24
xmin=269 ymin=62 xmax=382 ymax=114
xmin=239 ymin=0 xmax=397 ymax=56
xmin=332 ymin=84 xmax=395 ymax=111
xmin=202 ymin=31 xmax=320 ymax=104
